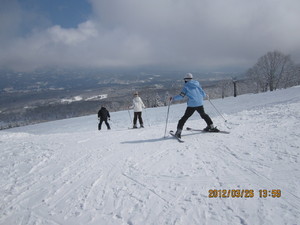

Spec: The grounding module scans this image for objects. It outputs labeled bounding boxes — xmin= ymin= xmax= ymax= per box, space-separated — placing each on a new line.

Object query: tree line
xmin=247 ymin=50 xmax=300 ymax=92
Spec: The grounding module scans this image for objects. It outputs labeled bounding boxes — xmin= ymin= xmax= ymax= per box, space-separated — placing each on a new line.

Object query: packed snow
xmin=1 ymin=86 xmax=300 ymax=225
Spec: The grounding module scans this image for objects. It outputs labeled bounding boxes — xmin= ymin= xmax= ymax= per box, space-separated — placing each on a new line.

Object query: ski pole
xmin=164 ymin=98 xmax=172 ymax=138
xmin=127 ymin=109 xmax=132 ymax=123
xmin=208 ymin=99 xmax=228 ymax=123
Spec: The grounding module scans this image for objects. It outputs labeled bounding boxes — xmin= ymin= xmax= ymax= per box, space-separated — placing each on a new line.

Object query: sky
xmin=1 ymin=0 xmax=300 ymax=72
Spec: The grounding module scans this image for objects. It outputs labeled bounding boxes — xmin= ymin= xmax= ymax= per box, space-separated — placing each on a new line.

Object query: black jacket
xmin=98 ymin=107 xmax=110 ymax=120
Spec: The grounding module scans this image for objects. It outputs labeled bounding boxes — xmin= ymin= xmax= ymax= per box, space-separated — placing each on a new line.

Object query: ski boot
xmin=204 ymin=124 xmax=219 ymax=132
xmin=175 ymin=129 xmax=182 ymax=138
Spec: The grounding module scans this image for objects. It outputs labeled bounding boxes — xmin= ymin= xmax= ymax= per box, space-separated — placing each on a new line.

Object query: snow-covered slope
xmin=1 ymin=87 xmax=300 ymax=225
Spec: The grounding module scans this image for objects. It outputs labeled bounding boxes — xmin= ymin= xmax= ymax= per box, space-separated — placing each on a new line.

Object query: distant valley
xmin=0 ymin=69 xmax=249 ymax=129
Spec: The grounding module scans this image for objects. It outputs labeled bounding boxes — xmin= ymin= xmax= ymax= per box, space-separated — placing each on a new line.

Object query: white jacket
xmin=130 ymin=96 xmax=145 ymax=112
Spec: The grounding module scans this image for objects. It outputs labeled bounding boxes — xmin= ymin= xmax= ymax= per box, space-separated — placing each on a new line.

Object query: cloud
xmin=1 ymin=0 xmax=300 ymax=72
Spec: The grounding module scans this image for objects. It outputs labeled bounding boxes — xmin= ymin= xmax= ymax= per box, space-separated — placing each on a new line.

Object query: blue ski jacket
xmin=173 ymin=80 xmax=206 ymax=107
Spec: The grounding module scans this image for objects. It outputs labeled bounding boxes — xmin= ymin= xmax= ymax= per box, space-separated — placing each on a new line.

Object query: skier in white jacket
xmin=129 ymin=92 xmax=146 ymax=128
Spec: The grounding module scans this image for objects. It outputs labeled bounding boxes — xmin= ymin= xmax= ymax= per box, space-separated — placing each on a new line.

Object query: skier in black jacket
xmin=97 ymin=106 xmax=111 ymax=130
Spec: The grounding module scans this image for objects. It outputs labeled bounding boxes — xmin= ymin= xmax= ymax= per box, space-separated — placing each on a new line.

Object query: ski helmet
xmin=184 ymin=73 xmax=193 ymax=80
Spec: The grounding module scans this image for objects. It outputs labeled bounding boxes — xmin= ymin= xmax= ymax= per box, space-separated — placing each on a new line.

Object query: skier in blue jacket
xmin=171 ymin=73 xmax=219 ymax=138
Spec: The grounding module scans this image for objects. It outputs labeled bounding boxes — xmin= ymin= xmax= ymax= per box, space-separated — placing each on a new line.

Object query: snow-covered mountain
xmin=1 ymin=86 xmax=300 ymax=225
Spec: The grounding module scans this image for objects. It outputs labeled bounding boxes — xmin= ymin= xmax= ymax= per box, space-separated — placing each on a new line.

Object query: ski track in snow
xmin=1 ymin=87 xmax=300 ymax=225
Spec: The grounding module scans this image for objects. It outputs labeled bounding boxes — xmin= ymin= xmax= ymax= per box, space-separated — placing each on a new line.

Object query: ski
xmin=169 ymin=130 xmax=184 ymax=143
xmin=186 ymin=127 xmax=230 ymax=134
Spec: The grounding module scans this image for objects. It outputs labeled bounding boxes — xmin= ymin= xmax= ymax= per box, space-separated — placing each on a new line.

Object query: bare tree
xmin=153 ymin=93 xmax=163 ymax=107
xmin=297 ymin=64 xmax=300 ymax=85
xmin=247 ymin=50 xmax=295 ymax=92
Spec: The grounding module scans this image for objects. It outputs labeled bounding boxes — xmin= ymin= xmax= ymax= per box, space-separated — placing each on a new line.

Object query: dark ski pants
xmin=133 ymin=112 xmax=143 ymax=126
xmin=177 ymin=106 xmax=213 ymax=130
xmin=98 ymin=118 xmax=110 ymax=130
